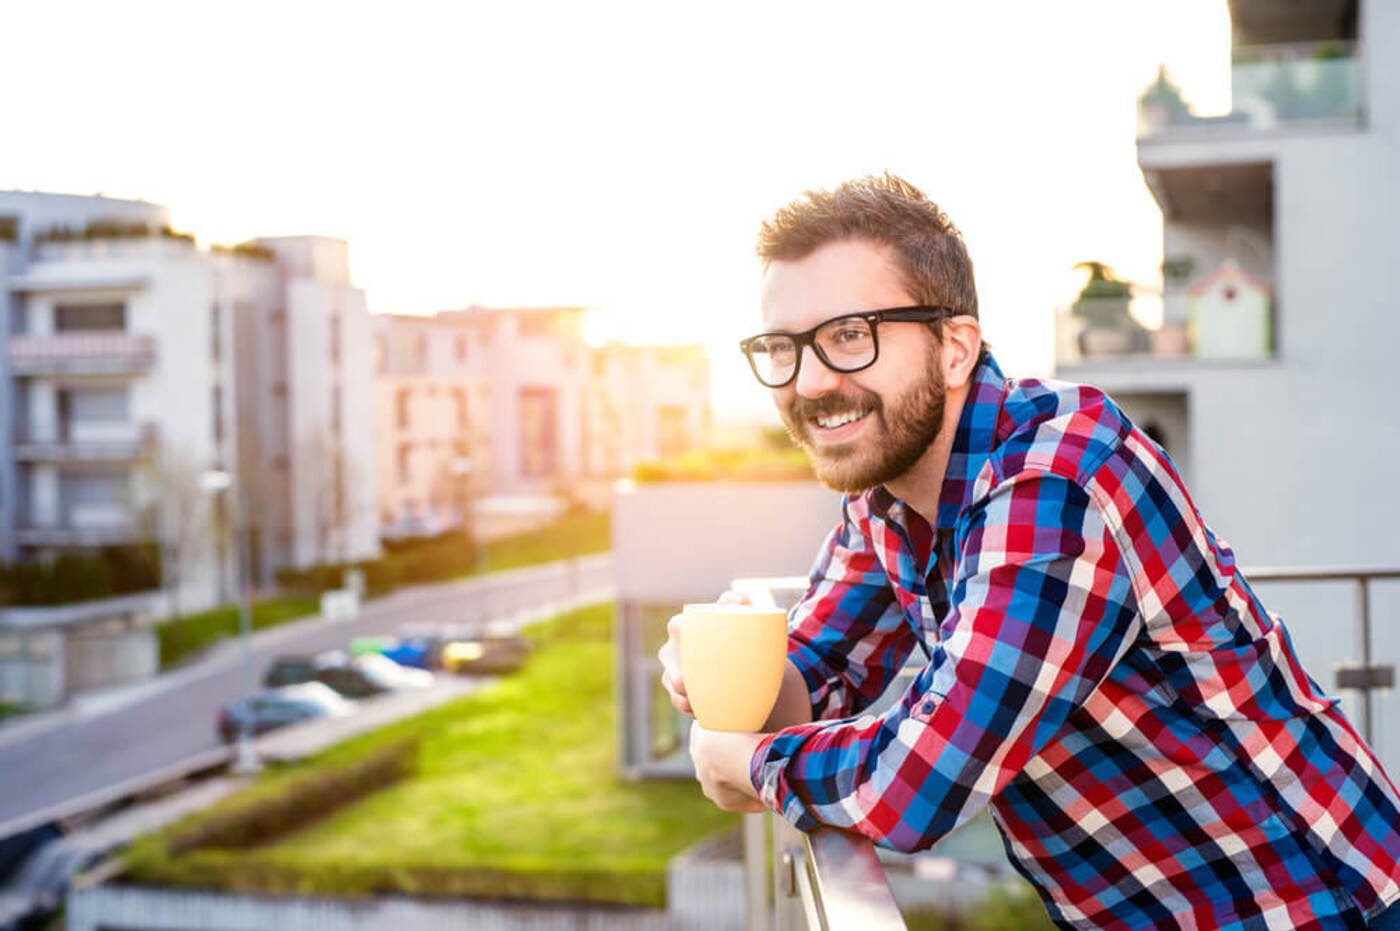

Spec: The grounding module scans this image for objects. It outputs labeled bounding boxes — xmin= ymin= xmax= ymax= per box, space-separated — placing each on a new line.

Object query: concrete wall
xmin=613 ymin=481 xmax=843 ymax=605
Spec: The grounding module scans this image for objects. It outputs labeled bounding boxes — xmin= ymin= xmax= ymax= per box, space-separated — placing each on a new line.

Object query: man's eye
xmin=832 ymin=327 xmax=870 ymax=345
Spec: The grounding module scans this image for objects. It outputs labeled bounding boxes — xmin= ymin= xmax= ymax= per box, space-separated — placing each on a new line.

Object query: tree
xmin=139 ymin=446 xmax=215 ymax=620
xmin=301 ymin=429 xmax=369 ymax=568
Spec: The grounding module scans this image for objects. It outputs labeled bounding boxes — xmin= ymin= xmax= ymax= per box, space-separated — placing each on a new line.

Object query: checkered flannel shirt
xmin=750 ymin=352 xmax=1400 ymax=930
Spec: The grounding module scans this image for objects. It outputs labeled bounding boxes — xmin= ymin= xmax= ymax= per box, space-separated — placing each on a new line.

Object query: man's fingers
xmin=717 ymin=590 xmax=752 ymax=606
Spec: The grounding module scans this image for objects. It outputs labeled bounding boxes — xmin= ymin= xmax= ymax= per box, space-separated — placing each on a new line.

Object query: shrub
xmin=172 ymin=738 xmax=419 ymax=852
xmin=0 ymin=544 xmax=160 ymax=606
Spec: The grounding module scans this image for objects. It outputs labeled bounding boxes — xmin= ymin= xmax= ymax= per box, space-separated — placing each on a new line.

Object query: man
xmin=659 ymin=173 xmax=1400 ymax=930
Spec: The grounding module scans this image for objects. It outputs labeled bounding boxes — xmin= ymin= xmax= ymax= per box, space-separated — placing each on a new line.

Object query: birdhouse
xmin=1187 ymin=260 xmax=1272 ymax=359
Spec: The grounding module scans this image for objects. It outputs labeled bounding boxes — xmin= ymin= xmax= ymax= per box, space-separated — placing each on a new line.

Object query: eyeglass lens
xmin=747 ymin=316 xmax=876 ymax=386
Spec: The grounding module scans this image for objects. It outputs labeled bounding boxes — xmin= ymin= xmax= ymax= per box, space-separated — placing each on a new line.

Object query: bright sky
xmin=5 ymin=1 xmax=1229 ymax=424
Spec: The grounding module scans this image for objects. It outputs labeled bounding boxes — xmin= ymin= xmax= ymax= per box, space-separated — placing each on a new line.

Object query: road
xmin=0 ymin=556 xmax=613 ymax=831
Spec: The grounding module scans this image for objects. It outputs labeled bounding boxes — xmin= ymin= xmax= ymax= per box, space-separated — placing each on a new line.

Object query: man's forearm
xmin=762 ymin=660 xmax=813 ymax=731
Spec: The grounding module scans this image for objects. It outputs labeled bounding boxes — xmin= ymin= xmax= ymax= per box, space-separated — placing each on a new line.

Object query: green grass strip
xmin=126 ymin=603 xmax=736 ymax=908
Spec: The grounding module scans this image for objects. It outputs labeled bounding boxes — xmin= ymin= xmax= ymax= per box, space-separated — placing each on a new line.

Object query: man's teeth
xmin=815 ymin=410 xmax=867 ymax=429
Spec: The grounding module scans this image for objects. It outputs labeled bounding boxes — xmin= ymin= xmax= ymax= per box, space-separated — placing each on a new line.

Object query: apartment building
xmin=0 ymin=192 xmax=376 ymax=705
xmin=1055 ymin=1 xmax=1400 ymax=762
xmin=373 ymin=309 xmax=710 ymax=538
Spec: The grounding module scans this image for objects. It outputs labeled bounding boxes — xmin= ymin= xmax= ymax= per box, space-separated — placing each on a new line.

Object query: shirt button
xmin=921 ymin=701 xmax=936 ymax=715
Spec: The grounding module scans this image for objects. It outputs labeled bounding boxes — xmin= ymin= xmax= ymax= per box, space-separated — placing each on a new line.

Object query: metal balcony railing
xmin=736 ymin=566 xmax=1400 ymax=929
xmin=6 ymin=333 xmax=156 ymax=375
xmin=12 ymin=422 xmax=157 ymax=462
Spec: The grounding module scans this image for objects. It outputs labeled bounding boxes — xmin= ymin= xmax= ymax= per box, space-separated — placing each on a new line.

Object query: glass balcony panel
xmin=1138 ymin=41 xmax=1360 ymax=136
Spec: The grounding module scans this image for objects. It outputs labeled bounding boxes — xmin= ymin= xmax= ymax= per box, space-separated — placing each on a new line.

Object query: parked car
xmin=216 ymin=682 xmax=353 ymax=744
xmin=263 ymin=655 xmax=317 ymax=689
xmin=441 ymin=633 xmax=531 ymax=675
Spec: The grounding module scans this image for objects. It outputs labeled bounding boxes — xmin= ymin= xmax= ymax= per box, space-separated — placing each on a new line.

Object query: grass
xmin=160 ymin=509 xmax=613 ymax=670
xmin=157 ymin=596 xmax=319 ymax=670
xmin=477 ymin=509 xmax=611 ymax=574
xmin=125 ymin=603 xmax=737 ymax=907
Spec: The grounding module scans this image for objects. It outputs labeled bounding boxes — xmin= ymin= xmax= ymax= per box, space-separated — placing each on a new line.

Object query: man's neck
xmin=881 ymin=382 xmax=970 ymax=526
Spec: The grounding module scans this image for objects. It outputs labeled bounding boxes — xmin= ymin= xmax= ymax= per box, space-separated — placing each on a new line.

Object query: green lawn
xmin=478 ymin=509 xmax=611 ymax=574
xmin=160 ymin=510 xmax=612 ymax=670
xmin=126 ymin=603 xmax=737 ymax=907
xmin=158 ymin=596 xmax=320 ymax=670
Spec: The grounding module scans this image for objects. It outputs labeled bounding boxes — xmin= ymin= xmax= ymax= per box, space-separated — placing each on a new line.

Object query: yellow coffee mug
xmin=678 ymin=603 xmax=788 ymax=731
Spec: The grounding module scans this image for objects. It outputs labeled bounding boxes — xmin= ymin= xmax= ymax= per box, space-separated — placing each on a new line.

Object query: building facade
xmin=0 ymin=192 xmax=378 ymax=614
xmin=1054 ymin=0 xmax=1400 ymax=765
xmin=373 ymin=308 xmax=710 ymax=539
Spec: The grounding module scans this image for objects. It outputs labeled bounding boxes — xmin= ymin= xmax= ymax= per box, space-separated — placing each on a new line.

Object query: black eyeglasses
xmin=738 ymin=305 xmax=955 ymax=388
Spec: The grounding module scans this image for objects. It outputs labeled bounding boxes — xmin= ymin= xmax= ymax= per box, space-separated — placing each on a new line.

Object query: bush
xmin=0 ymin=545 xmax=160 ymax=606
xmin=172 ymin=738 xmax=418 ymax=852
xmin=158 ymin=596 xmax=319 ymax=670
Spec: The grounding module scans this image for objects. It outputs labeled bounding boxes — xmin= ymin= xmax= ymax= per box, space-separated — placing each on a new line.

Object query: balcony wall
xmin=7 ymin=333 xmax=156 ymax=375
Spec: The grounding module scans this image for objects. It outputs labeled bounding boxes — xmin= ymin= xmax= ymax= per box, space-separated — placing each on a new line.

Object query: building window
xmin=658 ymin=405 xmax=689 ymax=460
xmin=211 ymin=303 xmax=222 ymax=360
xmin=56 ymin=302 xmax=125 ymax=332
xmin=397 ymin=443 xmax=413 ymax=486
xmin=374 ymin=335 xmax=387 ymax=374
xmin=330 ymin=386 xmax=341 ymax=435
xmin=455 ymin=335 xmax=468 ymax=364
xmin=396 ymin=389 xmax=411 ymax=430
xmin=453 ymin=387 xmax=468 ymax=430
xmin=213 ymin=386 xmax=224 ymax=443
xmin=329 ymin=315 xmax=341 ymax=366
xmin=520 ymin=387 xmax=558 ymax=479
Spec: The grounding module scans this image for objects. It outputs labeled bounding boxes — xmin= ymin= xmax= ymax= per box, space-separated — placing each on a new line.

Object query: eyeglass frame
xmin=738 ymin=305 xmax=958 ymax=388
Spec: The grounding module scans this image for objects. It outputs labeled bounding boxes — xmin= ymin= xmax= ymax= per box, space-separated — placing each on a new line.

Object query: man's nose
xmin=793 ymin=344 xmax=841 ymax=398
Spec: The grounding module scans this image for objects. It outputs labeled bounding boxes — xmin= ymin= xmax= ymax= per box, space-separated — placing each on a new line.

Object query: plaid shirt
xmin=751 ymin=352 xmax=1400 ymax=930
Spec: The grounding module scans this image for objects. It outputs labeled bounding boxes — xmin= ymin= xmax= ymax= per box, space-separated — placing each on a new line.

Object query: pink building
xmin=373 ymin=307 xmax=709 ymax=539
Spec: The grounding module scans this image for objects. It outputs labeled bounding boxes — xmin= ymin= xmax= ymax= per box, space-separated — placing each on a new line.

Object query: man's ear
xmin=940 ymin=316 xmax=983 ymax=390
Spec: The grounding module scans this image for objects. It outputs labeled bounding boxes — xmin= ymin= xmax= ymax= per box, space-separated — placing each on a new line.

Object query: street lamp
xmin=448 ymin=455 xmax=489 ymax=622
xmin=200 ymin=467 xmax=261 ymax=775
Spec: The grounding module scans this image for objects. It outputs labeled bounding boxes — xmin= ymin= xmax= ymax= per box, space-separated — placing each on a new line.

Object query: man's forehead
xmin=760 ymin=238 xmax=910 ymax=328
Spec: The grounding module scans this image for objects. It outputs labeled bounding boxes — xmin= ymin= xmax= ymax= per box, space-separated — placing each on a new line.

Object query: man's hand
xmin=689 ymin=723 xmax=766 ymax=813
xmin=658 ymin=590 xmax=752 ymax=718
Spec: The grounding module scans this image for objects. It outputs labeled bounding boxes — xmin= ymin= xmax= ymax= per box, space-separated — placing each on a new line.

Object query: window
xmin=329 ymin=314 xmax=341 ymax=366
xmin=55 ymin=302 xmax=125 ymax=332
xmin=453 ymin=387 xmax=468 ymax=430
xmin=213 ymin=386 xmax=224 ymax=443
xmin=520 ymin=387 xmax=558 ymax=479
xmin=397 ymin=443 xmax=413 ymax=485
xmin=211 ymin=304 xmax=222 ymax=360
xmin=330 ymin=386 xmax=341 ymax=435
xmin=374 ymin=335 xmax=387 ymax=374
xmin=455 ymin=334 xmax=468 ymax=364
xmin=658 ymin=405 xmax=689 ymax=460
xmin=395 ymin=389 xmax=411 ymax=430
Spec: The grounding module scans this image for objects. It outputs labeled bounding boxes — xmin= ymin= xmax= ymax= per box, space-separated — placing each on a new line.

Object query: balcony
xmin=7 ymin=333 xmax=156 ymax=375
xmin=1054 ymin=276 xmax=1274 ymax=374
xmin=12 ymin=422 xmax=158 ymax=463
xmin=14 ymin=518 xmax=147 ymax=549
xmin=1139 ymin=41 xmax=1361 ymax=140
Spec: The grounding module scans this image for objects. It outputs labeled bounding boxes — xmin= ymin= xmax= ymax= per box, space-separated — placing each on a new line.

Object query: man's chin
xmin=809 ymin=450 xmax=882 ymax=495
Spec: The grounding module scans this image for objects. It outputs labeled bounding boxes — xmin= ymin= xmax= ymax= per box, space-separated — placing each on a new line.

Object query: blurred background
xmin=0 ymin=1 xmax=1396 ymax=929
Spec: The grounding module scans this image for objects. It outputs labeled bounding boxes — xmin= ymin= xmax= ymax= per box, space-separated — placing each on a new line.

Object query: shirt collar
xmin=869 ymin=350 xmax=1008 ymax=533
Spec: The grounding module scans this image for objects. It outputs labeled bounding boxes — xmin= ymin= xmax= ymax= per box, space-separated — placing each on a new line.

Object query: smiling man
xmin=659 ymin=173 xmax=1400 ymax=930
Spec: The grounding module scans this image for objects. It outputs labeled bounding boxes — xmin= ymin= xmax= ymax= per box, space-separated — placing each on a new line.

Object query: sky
xmin=4 ymin=1 xmax=1230 ymax=424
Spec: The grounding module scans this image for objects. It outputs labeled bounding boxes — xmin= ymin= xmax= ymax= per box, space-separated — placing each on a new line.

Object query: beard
xmin=779 ymin=351 xmax=946 ymax=494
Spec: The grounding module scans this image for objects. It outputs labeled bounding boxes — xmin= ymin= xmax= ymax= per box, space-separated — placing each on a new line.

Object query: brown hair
xmin=756 ymin=172 xmax=979 ymax=320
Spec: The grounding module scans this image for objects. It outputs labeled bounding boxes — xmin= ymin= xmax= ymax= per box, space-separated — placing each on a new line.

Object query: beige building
xmin=373 ymin=308 xmax=710 ymax=538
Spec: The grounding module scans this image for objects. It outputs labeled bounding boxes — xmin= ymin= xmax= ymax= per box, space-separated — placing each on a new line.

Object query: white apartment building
xmin=374 ymin=309 xmax=711 ymax=538
xmin=0 ymin=192 xmax=377 ymax=705
xmin=1055 ymin=0 xmax=1400 ymax=764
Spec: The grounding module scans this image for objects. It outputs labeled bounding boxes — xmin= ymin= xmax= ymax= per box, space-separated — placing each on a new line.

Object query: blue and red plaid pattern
xmin=750 ymin=353 xmax=1400 ymax=930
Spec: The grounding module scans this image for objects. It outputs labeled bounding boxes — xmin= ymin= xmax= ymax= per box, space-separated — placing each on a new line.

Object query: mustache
xmin=787 ymin=390 xmax=882 ymax=423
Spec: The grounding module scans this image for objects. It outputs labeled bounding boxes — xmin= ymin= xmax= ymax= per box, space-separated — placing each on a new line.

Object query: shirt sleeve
xmin=786 ymin=493 xmax=919 ymax=722
xmin=752 ymin=471 xmax=1141 ymax=853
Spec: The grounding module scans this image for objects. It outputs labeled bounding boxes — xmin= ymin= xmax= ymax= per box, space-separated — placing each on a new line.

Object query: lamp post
xmin=200 ymin=468 xmax=261 ymax=774
xmin=448 ymin=455 xmax=488 ymax=623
